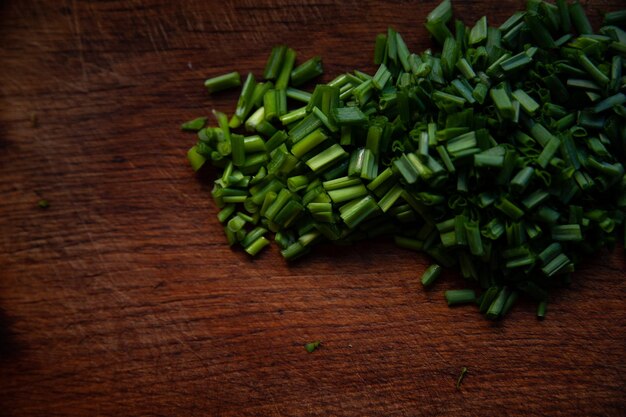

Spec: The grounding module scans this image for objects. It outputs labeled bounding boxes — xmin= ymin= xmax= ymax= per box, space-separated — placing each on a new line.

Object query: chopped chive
xmin=245 ymin=236 xmax=270 ymax=256
xmin=577 ymin=53 xmax=609 ymax=86
xmin=445 ymin=289 xmax=476 ymax=306
xmin=525 ymin=12 xmax=555 ymax=49
xmin=593 ymin=93 xmax=626 ymax=113
xmin=184 ymin=1 xmax=626 ymax=323
xmin=181 ymin=116 xmax=207 ymax=132
xmin=37 ymin=199 xmax=50 ymax=209
xmin=570 ymin=2 xmax=593 ymax=35
xmin=536 ymin=301 xmax=547 ymax=319
xmin=264 ymin=46 xmax=287 ymax=80
xmin=332 ymin=107 xmax=368 ymax=126
xmin=279 ymin=106 xmax=307 ymax=125
xmin=286 ymin=87 xmax=312 ymax=103
xmin=187 ymin=146 xmax=206 ymax=172
xmin=490 ymin=87 xmax=515 ymax=119
xmin=551 ymin=224 xmax=583 ymax=241
xmin=511 ymin=90 xmax=539 ymax=115
xmin=204 ymin=71 xmax=241 ymax=93
xmin=291 ymin=56 xmax=323 ymax=86
xmin=469 ymin=16 xmax=487 ymax=45
xmin=486 ymin=287 xmax=509 ymax=319
xmin=421 ymin=264 xmax=442 ymax=287
xmin=373 ymin=63 xmax=392 ymax=90
xmin=555 ymin=0 xmax=572 ymax=33
xmin=235 ymin=73 xmax=257 ymax=120
xmin=456 ymin=367 xmax=468 ymax=389
xmin=499 ymin=11 xmax=526 ymax=32
xmin=374 ymin=34 xmax=387 ymax=65
xmin=306 ymin=144 xmax=348 ymax=173
xmin=304 ymin=341 xmax=321 ymax=353
xmin=275 ymin=48 xmax=296 ymax=90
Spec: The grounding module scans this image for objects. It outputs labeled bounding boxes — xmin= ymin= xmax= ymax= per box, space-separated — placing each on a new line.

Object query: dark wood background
xmin=0 ymin=1 xmax=624 ymax=416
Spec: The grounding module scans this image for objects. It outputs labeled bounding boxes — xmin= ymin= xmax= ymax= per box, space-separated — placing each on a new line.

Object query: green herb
xmin=183 ymin=0 xmax=626 ymax=321
xmin=203 ymin=71 xmax=241 ymax=94
xmin=37 ymin=199 xmax=50 ymax=209
xmin=304 ymin=341 xmax=321 ymax=353
xmin=181 ymin=117 xmax=208 ymax=132
xmin=456 ymin=366 xmax=468 ymax=389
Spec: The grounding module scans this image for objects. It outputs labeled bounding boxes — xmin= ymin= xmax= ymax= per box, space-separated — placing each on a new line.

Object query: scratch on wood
xmin=71 ymin=0 xmax=88 ymax=86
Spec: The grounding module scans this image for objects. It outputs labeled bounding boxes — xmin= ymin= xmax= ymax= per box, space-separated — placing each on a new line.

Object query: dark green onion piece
xmin=204 ymin=71 xmax=241 ymax=93
xmin=291 ymin=56 xmax=323 ymax=87
xmin=181 ymin=117 xmax=208 ymax=131
xmin=456 ymin=367 xmax=468 ymax=389
xmin=570 ymin=2 xmax=593 ymax=35
xmin=276 ymin=48 xmax=297 ymax=90
xmin=445 ymin=289 xmax=477 ymax=306
xmin=264 ymin=46 xmax=287 ymax=80
xmin=421 ymin=264 xmax=442 ymax=287
xmin=304 ymin=341 xmax=321 ymax=353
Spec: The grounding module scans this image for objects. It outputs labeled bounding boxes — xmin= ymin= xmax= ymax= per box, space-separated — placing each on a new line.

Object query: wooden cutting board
xmin=0 ymin=1 xmax=624 ymax=415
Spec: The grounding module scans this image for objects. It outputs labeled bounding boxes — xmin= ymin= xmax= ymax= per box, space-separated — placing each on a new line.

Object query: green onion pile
xmin=183 ymin=0 xmax=626 ymax=319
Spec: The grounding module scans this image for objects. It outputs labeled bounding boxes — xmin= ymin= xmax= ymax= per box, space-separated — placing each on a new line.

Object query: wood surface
xmin=0 ymin=1 xmax=624 ymax=416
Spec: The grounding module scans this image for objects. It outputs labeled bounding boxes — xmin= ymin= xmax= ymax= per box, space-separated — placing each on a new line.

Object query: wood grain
xmin=0 ymin=1 xmax=624 ymax=416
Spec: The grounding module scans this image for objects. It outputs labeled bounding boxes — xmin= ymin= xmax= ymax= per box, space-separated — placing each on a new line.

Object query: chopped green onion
xmin=304 ymin=341 xmax=321 ymax=353
xmin=181 ymin=117 xmax=207 ymax=131
xmin=204 ymin=71 xmax=241 ymax=94
xmin=183 ymin=0 xmax=626 ymax=323
xmin=291 ymin=56 xmax=323 ymax=86
xmin=445 ymin=289 xmax=476 ymax=306
xmin=421 ymin=264 xmax=442 ymax=287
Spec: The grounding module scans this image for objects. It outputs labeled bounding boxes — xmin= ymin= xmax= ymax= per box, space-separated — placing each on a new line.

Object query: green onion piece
xmin=306 ymin=144 xmax=348 ymax=173
xmin=501 ymin=291 xmax=519 ymax=317
xmin=339 ymin=195 xmax=379 ymax=229
xmin=275 ymin=48 xmax=296 ymax=90
xmin=556 ymin=0 xmax=572 ymax=33
xmin=486 ymin=287 xmax=509 ymax=319
xmin=421 ymin=264 xmax=442 ymax=287
xmin=286 ymin=87 xmax=312 ymax=103
xmin=235 ymin=73 xmax=257 ymax=120
xmin=551 ymin=224 xmax=583 ymax=241
xmin=593 ymin=93 xmax=626 ymax=113
xmin=495 ymin=197 xmax=524 ymax=220
xmin=291 ymin=128 xmax=328 ymax=158
xmin=469 ymin=16 xmax=487 ymax=45
xmin=570 ymin=2 xmax=593 ymax=34
xmin=264 ymin=46 xmax=287 ymax=80
xmin=332 ymin=107 xmax=368 ymax=126
xmin=445 ymin=289 xmax=476 ymax=306
xmin=291 ymin=56 xmax=323 ymax=86
xmin=512 ymin=89 xmax=539 ymax=115
xmin=373 ymin=64 xmax=392 ymax=90
xmin=244 ymin=236 xmax=270 ymax=256
xmin=187 ymin=146 xmax=206 ymax=172
xmin=374 ymin=34 xmax=387 ymax=65
xmin=536 ymin=301 xmax=547 ymax=319
xmin=204 ymin=71 xmax=241 ymax=93
xmin=577 ymin=53 xmax=609 ymax=86
xmin=490 ymin=87 xmax=515 ymax=119
xmin=456 ymin=367 xmax=468 ymax=389
xmin=525 ymin=12 xmax=555 ymax=49
xmin=304 ymin=341 xmax=321 ymax=353
xmin=181 ymin=116 xmax=207 ymax=131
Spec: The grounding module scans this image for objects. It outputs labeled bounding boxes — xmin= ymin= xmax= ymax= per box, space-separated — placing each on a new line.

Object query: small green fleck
xmin=38 ymin=199 xmax=50 ymax=209
xmin=181 ymin=117 xmax=208 ymax=132
xmin=304 ymin=341 xmax=321 ymax=353
xmin=456 ymin=366 xmax=468 ymax=389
